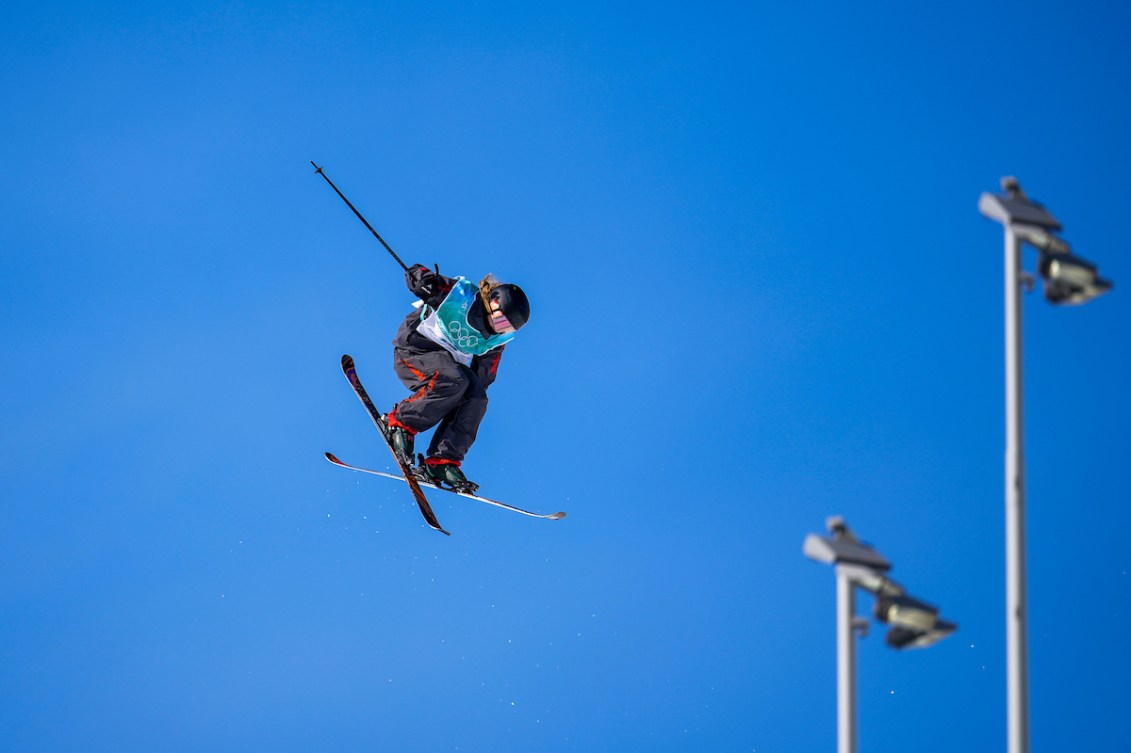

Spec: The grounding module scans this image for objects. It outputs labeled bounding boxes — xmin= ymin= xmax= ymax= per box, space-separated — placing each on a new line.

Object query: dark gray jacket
xmin=392 ymin=264 xmax=504 ymax=387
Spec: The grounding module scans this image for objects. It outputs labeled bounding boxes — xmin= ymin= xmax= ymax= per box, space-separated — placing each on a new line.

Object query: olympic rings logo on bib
xmin=446 ymin=320 xmax=480 ymax=349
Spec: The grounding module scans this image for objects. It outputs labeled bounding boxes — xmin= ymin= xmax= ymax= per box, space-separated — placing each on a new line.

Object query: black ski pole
xmin=311 ymin=161 xmax=409 ymax=272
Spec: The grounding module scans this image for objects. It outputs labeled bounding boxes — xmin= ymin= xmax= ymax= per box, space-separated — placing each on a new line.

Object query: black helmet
xmin=489 ymin=283 xmax=530 ymax=330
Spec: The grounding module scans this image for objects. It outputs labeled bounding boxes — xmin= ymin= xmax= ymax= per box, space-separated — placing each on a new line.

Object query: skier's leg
xmin=426 ymin=366 xmax=488 ymax=463
xmin=389 ymin=351 xmax=472 ymax=434
xmin=419 ymin=374 xmax=485 ymax=494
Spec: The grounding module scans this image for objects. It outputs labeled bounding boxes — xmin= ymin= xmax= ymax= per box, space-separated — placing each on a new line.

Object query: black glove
xmin=405 ymin=263 xmax=437 ymax=299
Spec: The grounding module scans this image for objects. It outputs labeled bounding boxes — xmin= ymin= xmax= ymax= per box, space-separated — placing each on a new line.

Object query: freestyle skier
xmin=380 ymin=263 xmax=531 ymax=494
xmin=313 ymin=160 xmax=557 ymax=533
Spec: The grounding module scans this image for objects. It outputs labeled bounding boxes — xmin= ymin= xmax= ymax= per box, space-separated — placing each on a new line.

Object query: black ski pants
xmin=390 ymin=349 xmax=488 ymax=463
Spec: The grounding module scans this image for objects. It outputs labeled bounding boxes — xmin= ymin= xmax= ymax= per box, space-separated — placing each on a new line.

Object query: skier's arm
xmin=405 ymin=263 xmax=453 ymax=307
xmin=473 ymin=347 xmax=504 ymax=389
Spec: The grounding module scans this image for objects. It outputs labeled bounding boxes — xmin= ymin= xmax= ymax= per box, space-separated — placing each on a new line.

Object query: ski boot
xmin=415 ymin=455 xmax=479 ymax=494
xmin=379 ymin=414 xmax=416 ymax=468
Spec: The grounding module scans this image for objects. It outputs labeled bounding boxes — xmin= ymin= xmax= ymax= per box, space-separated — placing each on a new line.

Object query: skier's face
xmin=487 ymin=296 xmax=516 ymax=334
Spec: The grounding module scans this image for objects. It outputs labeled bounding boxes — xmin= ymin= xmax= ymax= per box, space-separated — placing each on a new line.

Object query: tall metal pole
xmin=1004 ymin=226 xmax=1031 ymax=753
xmin=836 ymin=570 xmax=858 ymax=753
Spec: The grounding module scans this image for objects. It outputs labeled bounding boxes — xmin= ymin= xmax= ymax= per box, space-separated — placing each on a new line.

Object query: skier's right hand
xmin=406 ymin=263 xmax=437 ymax=299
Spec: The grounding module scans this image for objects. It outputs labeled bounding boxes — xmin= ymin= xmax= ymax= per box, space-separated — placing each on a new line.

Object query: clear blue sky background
xmin=2 ymin=2 xmax=1129 ymax=751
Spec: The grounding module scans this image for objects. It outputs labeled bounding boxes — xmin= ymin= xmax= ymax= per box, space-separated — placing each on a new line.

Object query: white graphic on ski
xmin=324 ymin=452 xmax=566 ymax=521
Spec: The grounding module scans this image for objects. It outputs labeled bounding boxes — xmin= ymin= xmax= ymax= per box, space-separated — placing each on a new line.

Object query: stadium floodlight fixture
xmin=1037 ymin=251 xmax=1113 ymax=304
xmin=979 ymin=176 xmax=1112 ymax=305
xmin=885 ymin=620 xmax=959 ymax=650
xmin=804 ymin=517 xmax=956 ymax=753
xmin=873 ymin=593 xmax=958 ymax=649
xmin=873 ymin=593 xmax=939 ymax=631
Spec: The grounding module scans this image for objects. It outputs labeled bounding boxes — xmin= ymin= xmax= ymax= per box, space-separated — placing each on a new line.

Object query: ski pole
xmin=311 ymin=161 xmax=409 ymax=272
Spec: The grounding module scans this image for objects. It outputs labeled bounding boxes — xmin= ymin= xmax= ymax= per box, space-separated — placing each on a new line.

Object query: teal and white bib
xmin=416 ymin=277 xmax=515 ymax=365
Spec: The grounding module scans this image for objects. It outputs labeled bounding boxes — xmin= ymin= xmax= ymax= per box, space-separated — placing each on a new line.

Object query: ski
xmin=339 ymin=354 xmax=450 ymax=535
xmin=324 ymin=452 xmax=567 ymax=521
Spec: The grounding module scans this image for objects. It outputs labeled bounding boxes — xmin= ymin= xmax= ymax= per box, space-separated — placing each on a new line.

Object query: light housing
xmin=885 ymin=620 xmax=958 ymax=650
xmin=1038 ymin=251 xmax=1114 ymax=304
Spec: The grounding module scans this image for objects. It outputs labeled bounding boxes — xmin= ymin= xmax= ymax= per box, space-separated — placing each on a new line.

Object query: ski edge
xmin=325 ymin=452 xmax=567 ymax=521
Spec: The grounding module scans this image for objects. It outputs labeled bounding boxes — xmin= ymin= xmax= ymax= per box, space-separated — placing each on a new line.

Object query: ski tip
xmin=341 ymin=354 xmax=354 ymax=370
xmin=549 ymin=512 xmax=567 ymax=520
xmin=324 ymin=451 xmax=343 ymax=466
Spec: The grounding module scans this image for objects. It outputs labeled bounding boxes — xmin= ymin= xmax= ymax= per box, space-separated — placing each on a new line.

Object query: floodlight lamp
xmin=873 ymin=594 xmax=939 ymax=631
xmin=885 ymin=619 xmax=958 ymax=650
xmin=836 ymin=564 xmax=901 ymax=596
xmin=1010 ymin=223 xmax=1071 ymax=254
xmin=1038 ymin=251 xmax=1114 ymax=305
xmin=874 ymin=594 xmax=957 ymax=649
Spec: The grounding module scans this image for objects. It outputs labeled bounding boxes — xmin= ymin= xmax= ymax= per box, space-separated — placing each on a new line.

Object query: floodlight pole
xmin=1003 ymin=224 xmax=1031 ymax=753
xmin=983 ymin=177 xmax=1112 ymax=753
xmin=836 ymin=570 xmax=859 ymax=753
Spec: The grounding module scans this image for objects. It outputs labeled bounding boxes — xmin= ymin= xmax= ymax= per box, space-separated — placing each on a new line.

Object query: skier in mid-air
xmin=313 ymin=161 xmax=559 ymax=532
xmin=379 ymin=263 xmax=531 ymax=494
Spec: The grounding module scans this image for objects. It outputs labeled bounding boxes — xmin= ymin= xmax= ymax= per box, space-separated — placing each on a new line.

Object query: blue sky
xmin=2 ymin=2 xmax=1129 ymax=751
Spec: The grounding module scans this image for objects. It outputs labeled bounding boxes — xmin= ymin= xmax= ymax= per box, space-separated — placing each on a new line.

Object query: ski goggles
xmin=487 ymin=296 xmax=516 ymax=333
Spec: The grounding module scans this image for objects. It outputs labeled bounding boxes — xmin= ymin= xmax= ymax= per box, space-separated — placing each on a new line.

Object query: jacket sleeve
xmin=473 ymin=346 xmax=504 ymax=389
xmin=405 ymin=263 xmax=454 ymax=307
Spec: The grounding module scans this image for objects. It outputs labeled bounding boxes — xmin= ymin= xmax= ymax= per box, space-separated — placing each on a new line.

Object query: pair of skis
xmin=328 ymin=354 xmax=566 ymax=535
